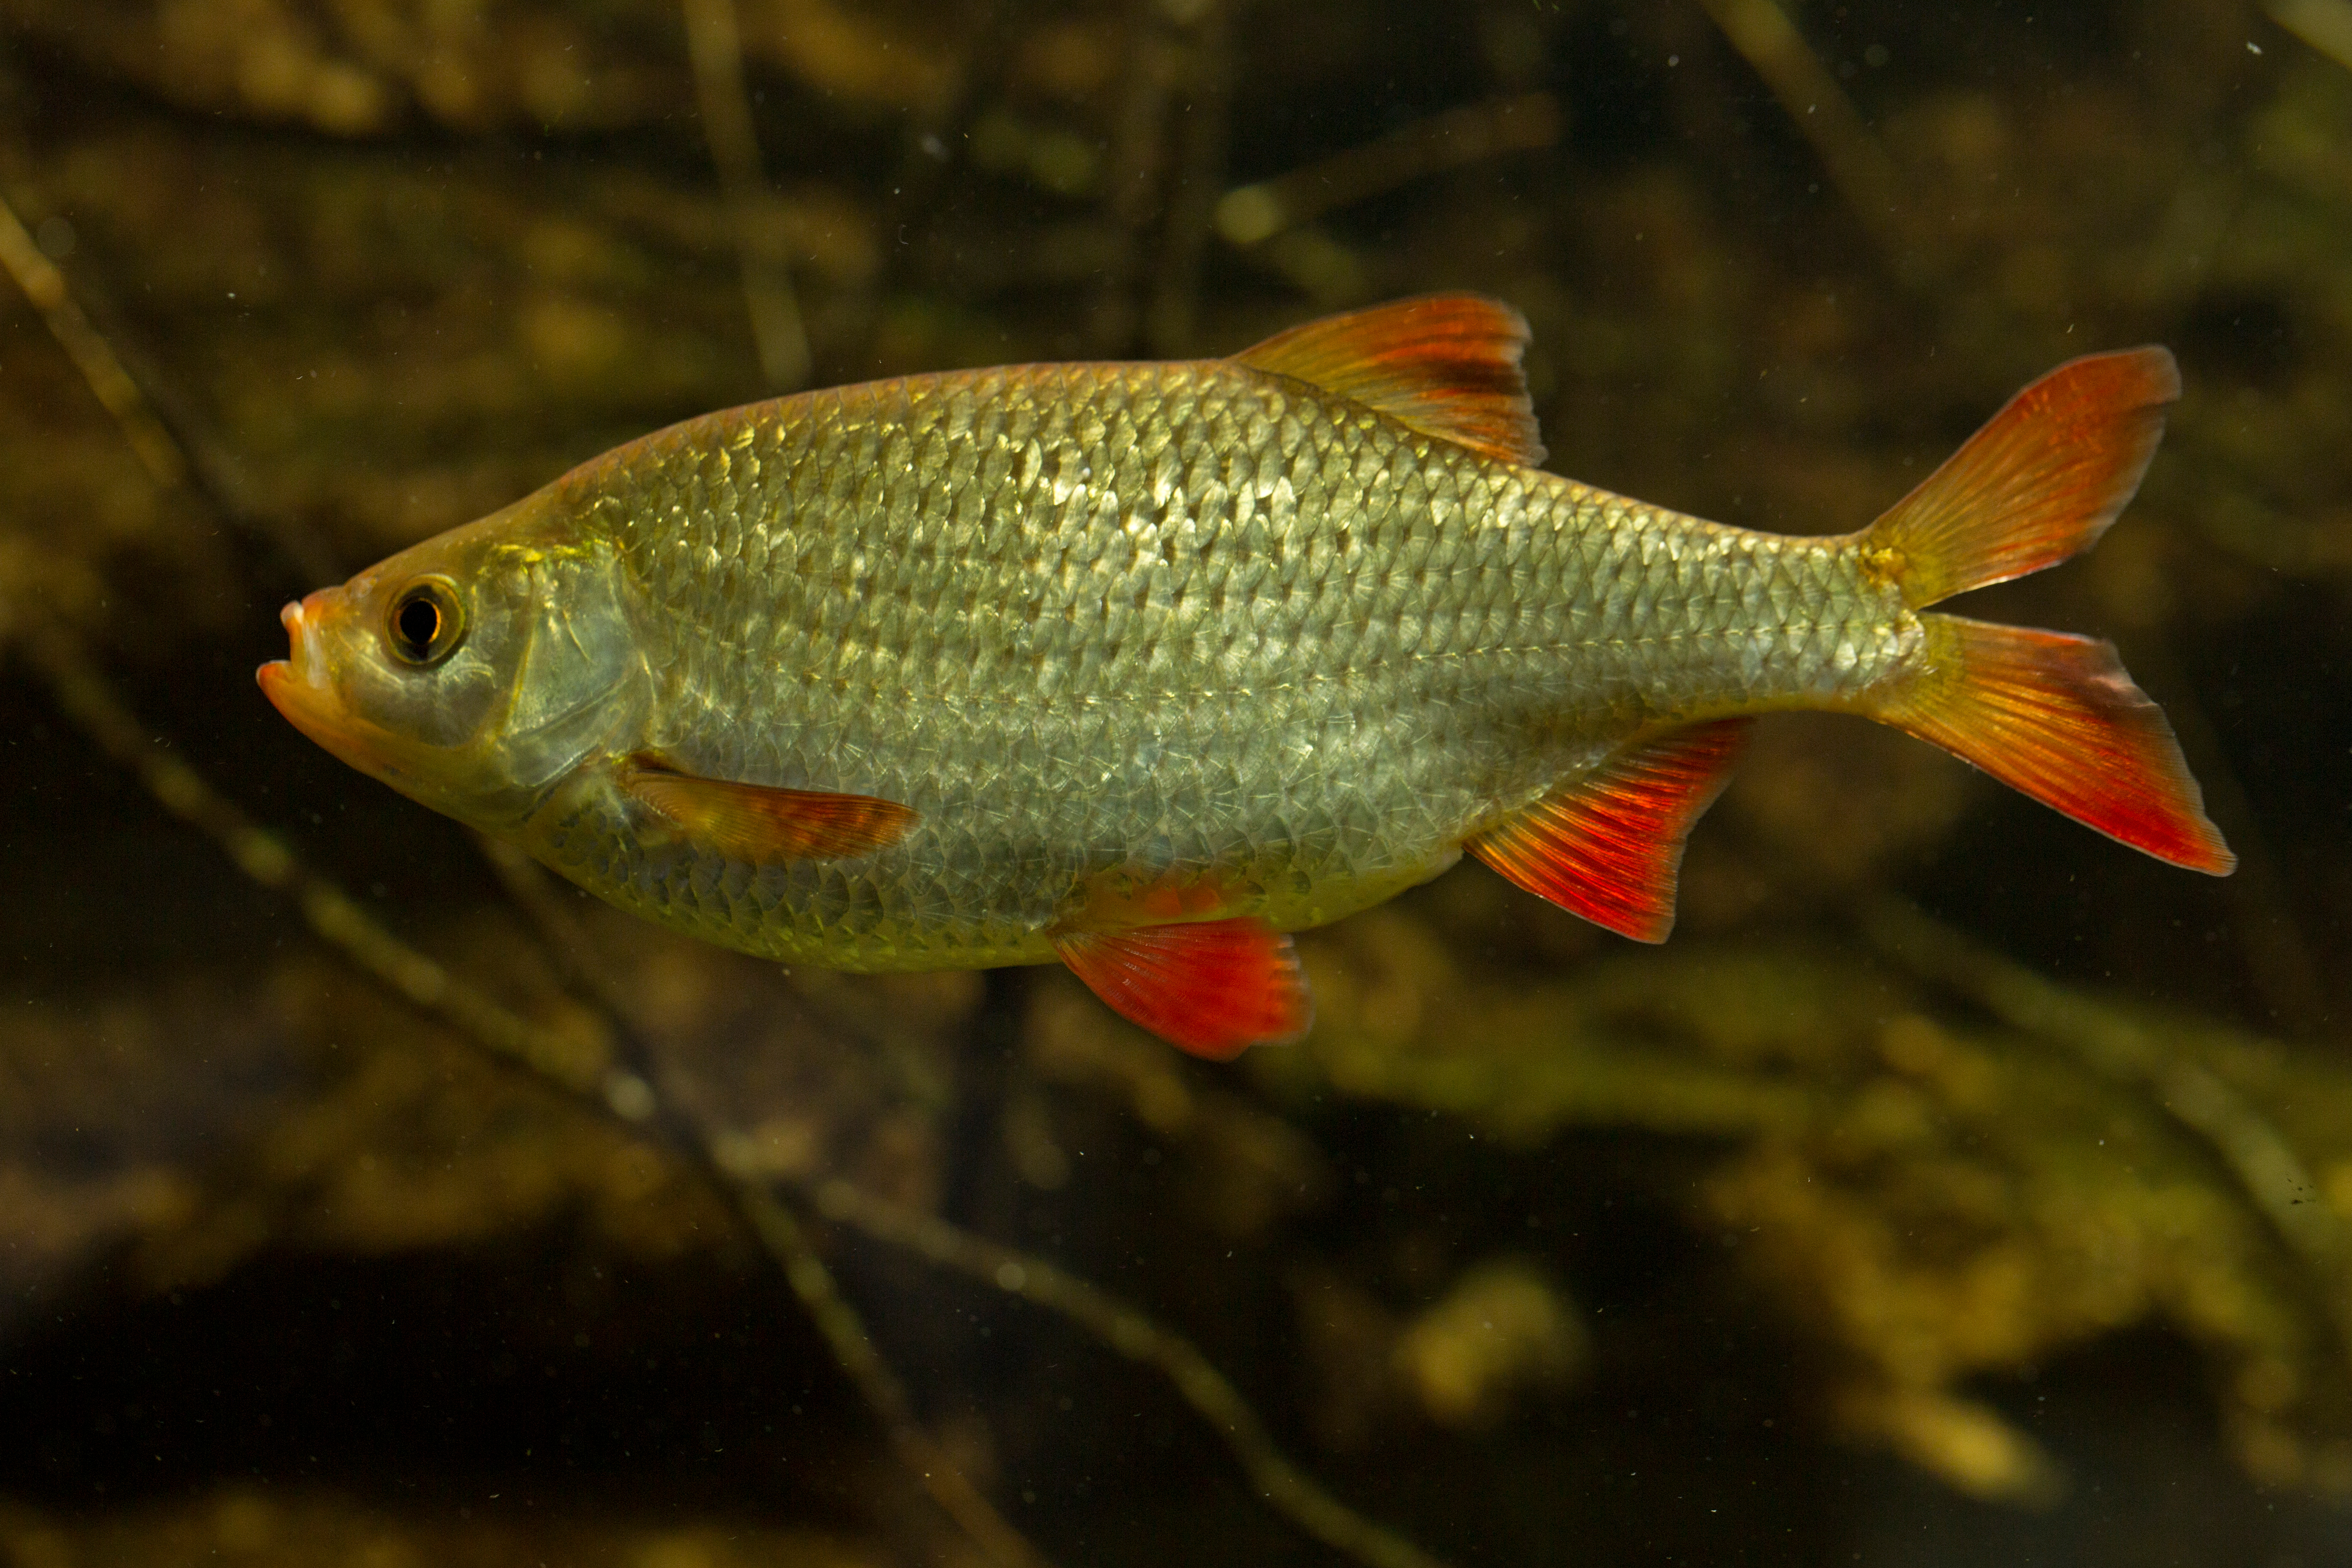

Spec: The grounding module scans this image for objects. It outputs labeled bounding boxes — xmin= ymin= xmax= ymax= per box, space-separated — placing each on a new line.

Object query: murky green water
xmin=2 ymin=3 xmax=2348 ymax=1564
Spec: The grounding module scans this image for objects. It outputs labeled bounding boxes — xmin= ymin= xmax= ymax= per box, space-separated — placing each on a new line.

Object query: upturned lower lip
xmin=256 ymin=599 xmax=314 ymax=706
xmin=257 ymin=592 xmax=387 ymax=775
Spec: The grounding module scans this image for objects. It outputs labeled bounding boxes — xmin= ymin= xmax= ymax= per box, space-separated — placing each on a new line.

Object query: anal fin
xmin=618 ymin=753 xmax=915 ymax=863
xmin=1467 ymin=719 xmax=1750 ymax=941
xmin=1056 ymin=917 xmax=1311 ymax=1060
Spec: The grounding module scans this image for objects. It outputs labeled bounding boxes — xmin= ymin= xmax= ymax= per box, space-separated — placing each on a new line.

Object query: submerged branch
xmin=0 ymin=191 xmax=1027 ymax=1562
xmin=7 ymin=612 xmax=1448 ymax=1568
xmin=7 ymin=611 xmax=1044 ymax=1568
xmin=2270 ymin=0 xmax=2352 ymax=73
xmin=0 ymin=177 xmax=341 ymax=584
xmin=1696 ymin=0 xmax=1911 ymax=278
xmin=466 ymin=831 xmax=1054 ymax=1567
xmin=2121 ymin=641 xmax=2329 ymax=1039
xmin=9 ymin=615 xmax=607 ymax=1098
xmin=683 ymin=0 xmax=812 ymax=390
xmin=1861 ymin=896 xmax=2352 ymax=1380
xmin=805 ymin=1175 xmax=1455 ymax=1568
xmin=736 ymin=1185 xmax=1054 ymax=1568
xmin=1213 ymin=92 xmax=1562 ymax=249
xmin=0 ymin=190 xmax=180 ymax=492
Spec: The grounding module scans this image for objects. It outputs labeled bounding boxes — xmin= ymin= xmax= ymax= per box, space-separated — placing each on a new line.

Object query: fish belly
xmin=523 ymin=359 xmax=1908 ymax=971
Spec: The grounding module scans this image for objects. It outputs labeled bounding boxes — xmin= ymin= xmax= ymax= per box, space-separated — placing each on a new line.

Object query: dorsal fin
xmin=1234 ymin=294 xmax=1546 ymax=467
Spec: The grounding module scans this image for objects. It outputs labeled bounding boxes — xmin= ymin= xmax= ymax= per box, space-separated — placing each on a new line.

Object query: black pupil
xmin=396 ymin=594 xmax=441 ymax=654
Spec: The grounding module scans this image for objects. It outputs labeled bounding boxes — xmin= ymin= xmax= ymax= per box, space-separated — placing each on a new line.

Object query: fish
xmin=259 ymin=294 xmax=2234 ymax=1058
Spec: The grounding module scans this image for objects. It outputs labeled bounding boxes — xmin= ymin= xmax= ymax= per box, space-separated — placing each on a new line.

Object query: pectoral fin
xmin=618 ymin=754 xmax=915 ymax=863
xmin=1056 ymin=917 xmax=1312 ymax=1060
xmin=1467 ymin=719 xmax=1750 ymax=942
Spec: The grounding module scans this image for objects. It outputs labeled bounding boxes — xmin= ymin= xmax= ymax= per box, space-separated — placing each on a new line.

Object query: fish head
xmin=259 ymin=499 xmax=646 ymax=832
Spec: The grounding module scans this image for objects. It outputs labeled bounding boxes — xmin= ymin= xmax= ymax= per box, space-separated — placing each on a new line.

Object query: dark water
xmin=2 ymin=3 xmax=2349 ymax=1564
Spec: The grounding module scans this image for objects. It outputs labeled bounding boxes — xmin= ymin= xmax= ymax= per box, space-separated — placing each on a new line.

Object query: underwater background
xmin=0 ymin=1 xmax=2349 ymax=1563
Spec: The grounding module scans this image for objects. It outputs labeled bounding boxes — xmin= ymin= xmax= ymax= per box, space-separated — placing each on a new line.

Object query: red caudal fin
xmin=1849 ymin=345 xmax=2231 ymax=873
xmin=1860 ymin=347 xmax=2179 ymax=608
xmin=1467 ymin=719 xmax=1751 ymax=941
xmin=1872 ymin=616 xmax=2234 ymax=874
xmin=1056 ymin=918 xmax=1312 ymax=1059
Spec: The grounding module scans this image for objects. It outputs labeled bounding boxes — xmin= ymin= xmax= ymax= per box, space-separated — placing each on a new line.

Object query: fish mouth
xmin=258 ymin=592 xmax=397 ymax=779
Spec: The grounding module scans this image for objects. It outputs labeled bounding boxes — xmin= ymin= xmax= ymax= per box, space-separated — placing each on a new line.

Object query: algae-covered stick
xmin=260 ymin=295 xmax=2232 ymax=1056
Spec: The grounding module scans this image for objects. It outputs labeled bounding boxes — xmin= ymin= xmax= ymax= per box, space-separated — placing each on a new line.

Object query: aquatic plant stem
xmin=7 ymin=611 xmax=1049 ymax=1568
xmin=0 ymin=186 xmax=1045 ymax=1563
xmin=8 ymin=614 xmax=608 ymax=1097
xmin=1212 ymin=94 xmax=1563 ymax=249
xmin=802 ymin=1176 xmax=1455 ymax=1568
xmin=477 ymin=829 xmax=1455 ymax=1568
xmin=465 ymin=831 xmax=1056 ymax=1567
xmin=0 ymin=176 xmax=341 ymax=584
xmin=734 ymin=1185 xmax=1054 ymax=1568
xmin=10 ymin=614 xmax=1450 ymax=1568
xmin=682 ymin=0 xmax=812 ymax=390
xmin=1862 ymin=895 xmax=2352 ymax=1381
xmin=1697 ymin=0 xmax=1912 ymax=279
xmin=1140 ymin=0 xmax=1232 ymax=356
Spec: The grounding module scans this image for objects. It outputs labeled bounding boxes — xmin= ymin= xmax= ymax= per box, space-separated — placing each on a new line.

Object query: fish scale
xmin=547 ymin=358 xmax=1840 ymax=967
xmin=263 ymin=294 xmax=2229 ymax=1056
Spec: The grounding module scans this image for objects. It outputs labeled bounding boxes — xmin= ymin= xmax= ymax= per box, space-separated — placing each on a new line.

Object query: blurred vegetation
xmin=1 ymin=2 xmax=2350 ymax=1564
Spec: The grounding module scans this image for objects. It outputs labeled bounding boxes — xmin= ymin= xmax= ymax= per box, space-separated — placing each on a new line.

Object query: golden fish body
xmin=528 ymin=359 xmax=1884 ymax=967
xmin=263 ymin=295 xmax=2228 ymax=1055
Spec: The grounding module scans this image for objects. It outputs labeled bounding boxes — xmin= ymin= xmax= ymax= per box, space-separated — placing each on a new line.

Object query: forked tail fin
xmin=1855 ymin=347 xmax=2235 ymax=875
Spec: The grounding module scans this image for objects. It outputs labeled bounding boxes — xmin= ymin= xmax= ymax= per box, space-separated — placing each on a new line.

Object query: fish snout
xmin=256 ymin=588 xmax=343 ymax=694
xmin=257 ymin=587 xmax=382 ymax=773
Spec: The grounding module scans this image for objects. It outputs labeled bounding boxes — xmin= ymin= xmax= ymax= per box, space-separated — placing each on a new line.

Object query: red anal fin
xmin=618 ymin=754 xmax=915 ymax=863
xmin=1874 ymin=616 xmax=2234 ymax=873
xmin=1234 ymin=293 xmax=1545 ymax=467
xmin=1862 ymin=347 xmax=2180 ymax=608
xmin=1466 ymin=719 xmax=1750 ymax=942
xmin=1055 ymin=918 xmax=1311 ymax=1059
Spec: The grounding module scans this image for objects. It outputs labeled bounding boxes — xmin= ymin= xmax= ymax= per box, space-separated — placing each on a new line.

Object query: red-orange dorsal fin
xmin=1869 ymin=617 xmax=2234 ymax=873
xmin=1234 ymin=293 xmax=1546 ymax=467
xmin=1466 ymin=719 xmax=1751 ymax=942
xmin=1055 ymin=918 xmax=1312 ymax=1059
xmin=618 ymin=754 xmax=915 ymax=863
xmin=1862 ymin=347 xmax=2180 ymax=608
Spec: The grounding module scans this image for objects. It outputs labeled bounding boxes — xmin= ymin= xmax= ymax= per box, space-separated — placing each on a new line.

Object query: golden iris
xmin=385 ymin=577 xmax=465 ymax=666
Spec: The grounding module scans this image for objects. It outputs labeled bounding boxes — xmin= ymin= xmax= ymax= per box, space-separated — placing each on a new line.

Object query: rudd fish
xmin=259 ymin=295 xmax=2233 ymax=1058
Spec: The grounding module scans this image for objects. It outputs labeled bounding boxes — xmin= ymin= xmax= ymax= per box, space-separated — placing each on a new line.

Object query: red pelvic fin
xmin=1467 ymin=719 xmax=1750 ymax=942
xmin=1055 ymin=917 xmax=1312 ymax=1060
xmin=1234 ymin=293 xmax=1545 ymax=467
xmin=618 ymin=754 xmax=915 ymax=863
xmin=1873 ymin=616 xmax=2233 ymax=874
xmin=1861 ymin=347 xmax=2180 ymax=607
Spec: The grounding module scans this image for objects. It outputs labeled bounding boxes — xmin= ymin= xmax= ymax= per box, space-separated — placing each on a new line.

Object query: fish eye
xmin=385 ymin=577 xmax=465 ymax=667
